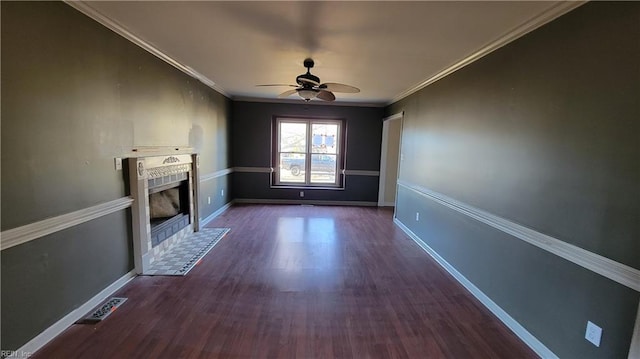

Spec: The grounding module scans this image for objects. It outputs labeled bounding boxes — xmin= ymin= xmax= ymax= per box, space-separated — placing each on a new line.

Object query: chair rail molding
xmin=397 ymin=180 xmax=640 ymax=292
xmin=1 ymin=197 xmax=134 ymax=251
xmin=233 ymin=167 xmax=273 ymax=173
xmin=343 ymin=170 xmax=380 ymax=177
xmin=200 ymin=168 xmax=233 ymax=183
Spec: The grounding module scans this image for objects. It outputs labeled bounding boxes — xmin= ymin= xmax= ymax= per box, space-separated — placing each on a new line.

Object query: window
xmin=273 ymin=117 xmax=345 ymax=188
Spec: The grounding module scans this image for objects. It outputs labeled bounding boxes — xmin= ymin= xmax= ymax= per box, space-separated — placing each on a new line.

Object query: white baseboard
xmin=393 ymin=218 xmax=558 ymax=359
xmin=10 ymin=270 xmax=137 ymax=358
xmin=200 ymin=201 xmax=233 ymax=227
xmin=377 ymin=201 xmax=395 ymax=207
xmin=234 ymin=198 xmax=377 ymax=207
xmin=630 ymin=300 xmax=640 ymax=359
xmin=397 ymin=181 xmax=640 ymax=292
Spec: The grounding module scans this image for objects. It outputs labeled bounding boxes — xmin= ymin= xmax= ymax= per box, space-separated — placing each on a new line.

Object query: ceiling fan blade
xmin=278 ymin=89 xmax=298 ymax=98
xmin=256 ymin=84 xmax=298 ymax=87
xmin=298 ymin=77 xmax=320 ymax=86
xmin=318 ymin=82 xmax=360 ymax=93
xmin=316 ymin=90 xmax=335 ymax=102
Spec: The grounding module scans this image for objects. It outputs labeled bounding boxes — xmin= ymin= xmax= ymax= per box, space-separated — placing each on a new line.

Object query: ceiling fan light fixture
xmin=256 ymin=58 xmax=359 ymax=103
xmin=298 ymin=89 xmax=318 ymax=101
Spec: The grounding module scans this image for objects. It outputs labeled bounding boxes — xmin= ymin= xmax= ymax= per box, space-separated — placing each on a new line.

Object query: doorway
xmin=378 ymin=112 xmax=403 ymax=207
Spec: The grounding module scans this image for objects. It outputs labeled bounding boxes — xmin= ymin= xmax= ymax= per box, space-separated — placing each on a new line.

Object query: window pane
xmin=310 ymin=154 xmax=336 ymax=183
xmin=279 ymin=153 xmax=306 ymax=183
xmin=280 ymin=122 xmax=307 ymax=153
xmin=311 ymin=123 xmax=338 ymax=154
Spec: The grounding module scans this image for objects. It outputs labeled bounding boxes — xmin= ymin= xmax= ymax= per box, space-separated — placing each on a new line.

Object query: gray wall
xmin=387 ymin=2 xmax=639 ymax=358
xmin=232 ymin=101 xmax=384 ymax=203
xmin=1 ymin=1 xmax=232 ymax=350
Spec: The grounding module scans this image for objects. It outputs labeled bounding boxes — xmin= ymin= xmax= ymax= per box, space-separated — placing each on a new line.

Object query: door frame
xmin=378 ymin=111 xmax=404 ymax=207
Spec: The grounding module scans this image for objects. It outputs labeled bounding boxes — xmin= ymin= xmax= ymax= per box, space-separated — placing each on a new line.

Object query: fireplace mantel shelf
xmin=124 ymin=146 xmax=196 ymax=158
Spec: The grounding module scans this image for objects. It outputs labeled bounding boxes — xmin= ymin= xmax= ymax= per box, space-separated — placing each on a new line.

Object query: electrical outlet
xmin=221 ymin=189 xmax=224 ymax=196
xmin=300 ymin=191 xmax=304 ymax=198
xmin=207 ymin=196 xmax=211 ymax=205
xmin=585 ymin=321 xmax=602 ymax=347
xmin=415 ymin=212 xmax=420 ymax=221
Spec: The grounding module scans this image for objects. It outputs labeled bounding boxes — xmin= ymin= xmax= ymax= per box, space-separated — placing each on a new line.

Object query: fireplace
xmin=148 ymin=178 xmax=190 ymax=247
xmin=128 ymin=153 xmax=200 ymax=274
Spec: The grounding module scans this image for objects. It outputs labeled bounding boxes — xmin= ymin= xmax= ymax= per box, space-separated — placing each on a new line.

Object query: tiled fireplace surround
xmin=128 ymin=153 xmax=200 ymax=274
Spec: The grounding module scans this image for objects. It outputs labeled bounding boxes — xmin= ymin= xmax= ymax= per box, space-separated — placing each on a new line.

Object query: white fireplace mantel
xmin=127 ymin=152 xmax=200 ymax=274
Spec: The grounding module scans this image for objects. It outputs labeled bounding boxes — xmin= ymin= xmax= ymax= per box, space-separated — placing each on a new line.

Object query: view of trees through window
xmin=277 ymin=119 xmax=340 ymax=186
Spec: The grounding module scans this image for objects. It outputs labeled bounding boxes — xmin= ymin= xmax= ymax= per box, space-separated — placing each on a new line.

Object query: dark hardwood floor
xmin=34 ymin=204 xmax=536 ymax=358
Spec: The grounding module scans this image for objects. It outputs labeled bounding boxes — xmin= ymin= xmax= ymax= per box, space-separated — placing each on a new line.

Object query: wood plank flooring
xmin=33 ymin=204 xmax=536 ymax=358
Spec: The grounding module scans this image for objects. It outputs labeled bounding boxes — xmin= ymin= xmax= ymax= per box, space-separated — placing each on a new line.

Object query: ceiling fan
xmin=257 ymin=58 xmax=360 ymax=102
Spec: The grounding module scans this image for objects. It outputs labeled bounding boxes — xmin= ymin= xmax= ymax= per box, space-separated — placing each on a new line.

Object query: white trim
xmin=144 ymin=153 xmax=193 ymax=169
xmin=393 ymin=218 xmax=558 ymax=359
xmin=343 ymin=170 xmax=380 ymax=177
xmin=11 ymin=270 xmax=137 ymax=358
xmin=125 ymin=146 xmax=196 ymax=158
xmin=1 ymin=197 xmax=134 ymax=251
xmin=200 ymin=201 xmax=234 ymax=227
xmin=232 ymin=96 xmax=386 ymax=108
xmin=200 ymin=168 xmax=233 ymax=183
xmin=378 ymin=121 xmax=390 ymax=206
xmin=630 ymin=300 xmax=640 ymax=359
xmin=63 ymin=1 xmax=228 ymax=97
xmin=397 ymin=181 xmax=640 ymax=292
xmin=233 ymin=166 xmax=273 ymax=173
xmin=234 ymin=198 xmax=377 ymax=207
xmin=383 ymin=112 xmax=404 ymax=122
xmin=388 ymin=1 xmax=585 ymax=105
xmin=230 ymin=167 xmax=380 ymax=176
xmin=378 ymin=202 xmax=395 ymax=207
xmin=378 ymin=112 xmax=403 ymax=206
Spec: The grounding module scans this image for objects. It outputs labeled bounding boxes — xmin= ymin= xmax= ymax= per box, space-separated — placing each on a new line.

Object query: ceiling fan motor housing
xmin=297 ymin=58 xmax=320 ymax=86
xmin=296 ymin=73 xmax=320 ymax=87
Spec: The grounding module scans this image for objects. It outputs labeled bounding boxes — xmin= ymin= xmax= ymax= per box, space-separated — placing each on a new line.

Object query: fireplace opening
xmin=148 ymin=179 xmax=190 ymax=247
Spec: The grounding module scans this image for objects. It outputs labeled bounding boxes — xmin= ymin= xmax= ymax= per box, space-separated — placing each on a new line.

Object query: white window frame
xmin=272 ymin=117 xmax=345 ymax=189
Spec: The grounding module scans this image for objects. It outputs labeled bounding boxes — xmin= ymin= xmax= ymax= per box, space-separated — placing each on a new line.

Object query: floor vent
xmin=78 ymin=297 xmax=127 ymax=324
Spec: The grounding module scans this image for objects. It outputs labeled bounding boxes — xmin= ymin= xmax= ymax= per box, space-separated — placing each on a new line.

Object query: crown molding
xmin=63 ymin=1 xmax=229 ymax=98
xmin=388 ymin=1 xmax=586 ymax=105
xmin=232 ymin=96 xmax=386 ymax=108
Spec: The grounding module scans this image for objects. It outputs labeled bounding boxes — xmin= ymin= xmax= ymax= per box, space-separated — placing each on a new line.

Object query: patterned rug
xmin=144 ymin=227 xmax=230 ymax=276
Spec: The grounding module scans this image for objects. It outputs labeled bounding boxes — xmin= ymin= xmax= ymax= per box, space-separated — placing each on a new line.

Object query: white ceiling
xmin=73 ymin=1 xmax=581 ymax=106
